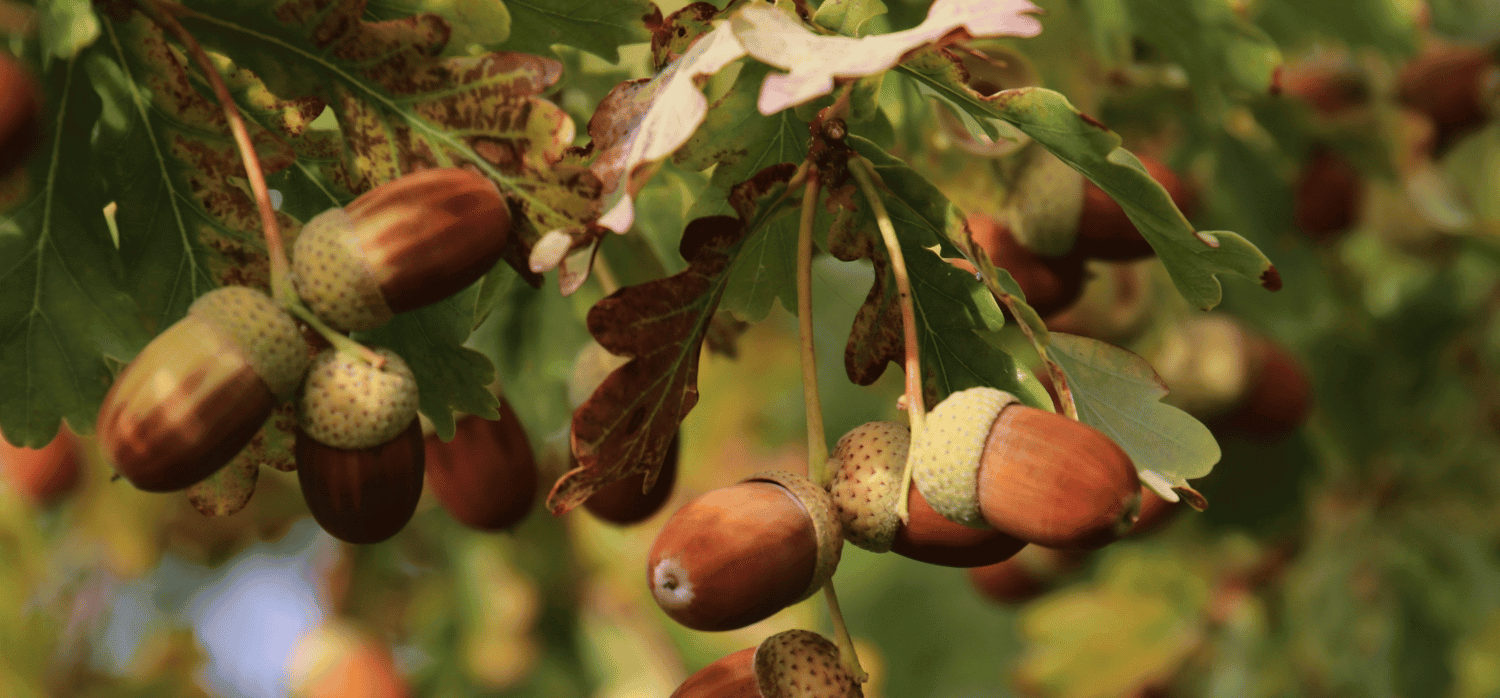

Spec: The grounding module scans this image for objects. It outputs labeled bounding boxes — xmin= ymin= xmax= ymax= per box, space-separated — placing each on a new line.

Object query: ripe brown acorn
xmin=1072 ymin=155 xmax=1197 ymax=261
xmin=1214 ymin=333 xmax=1313 ymax=440
xmin=828 ymin=421 xmax=1024 ymax=568
xmin=1397 ymin=45 xmax=1499 ymax=152
xmin=1129 ymin=486 xmax=1183 ymax=537
xmin=966 ymin=213 xmax=1087 ymax=317
xmin=0 ymin=52 xmax=39 ymax=179
xmin=293 ymin=168 xmax=510 ymax=332
xmin=584 ymin=433 xmax=679 ymax=525
xmin=99 ymin=287 xmax=310 ymax=492
xmin=423 ymin=401 xmax=537 ymax=532
xmin=911 ymin=387 xmax=1141 ymax=549
xmin=647 ymin=471 xmax=842 ymax=632
xmin=1292 ymin=146 xmax=1362 ymax=241
xmin=0 ymin=426 xmax=81 ymax=506
xmin=670 ymin=630 xmax=863 ymax=698
xmin=297 ymin=420 xmax=425 ymax=545
xmin=671 ymin=647 xmax=760 ymax=698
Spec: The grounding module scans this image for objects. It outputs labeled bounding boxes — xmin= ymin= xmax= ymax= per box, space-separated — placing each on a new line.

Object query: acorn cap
xmin=911 ymin=387 xmax=1019 ymax=529
xmin=188 ymin=286 xmax=310 ymax=398
xmin=1005 ymin=147 xmax=1086 ymax=258
xmin=1154 ymin=315 xmax=1253 ymax=420
xmin=754 ymin=629 xmax=863 ymax=698
xmin=827 ymin=421 xmax=909 ymax=552
xmin=301 ymin=347 xmax=420 ymax=450
xmin=744 ymin=470 xmax=843 ymax=605
xmin=293 ymin=207 xmax=395 ymax=333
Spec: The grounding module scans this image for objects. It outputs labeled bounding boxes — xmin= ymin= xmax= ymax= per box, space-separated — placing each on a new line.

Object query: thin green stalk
xmin=849 ymin=155 xmax=925 ymax=523
xmin=799 ymin=170 xmax=831 ymax=485
xmin=822 ymin=582 xmax=868 ymax=682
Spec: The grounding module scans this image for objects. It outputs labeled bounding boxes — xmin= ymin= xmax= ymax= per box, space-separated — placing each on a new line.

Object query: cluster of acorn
xmin=95 ymin=167 xmax=526 ymax=544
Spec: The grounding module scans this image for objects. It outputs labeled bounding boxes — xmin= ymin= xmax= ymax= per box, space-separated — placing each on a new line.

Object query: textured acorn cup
xmin=584 ymin=433 xmax=679 ymax=525
xmin=300 ymin=347 xmax=419 ymax=451
xmin=297 ymin=420 xmax=425 ymax=545
xmin=828 ymin=421 xmax=1024 ymax=567
xmin=647 ymin=470 xmax=842 ymax=632
xmin=292 ymin=168 xmax=510 ymax=332
xmin=0 ymin=53 xmax=41 ymax=179
xmin=423 ymin=401 xmax=537 ymax=532
xmin=911 ymin=387 xmax=1142 ymax=550
xmin=754 ymin=629 xmax=864 ymax=698
xmin=98 ymin=287 xmax=309 ymax=492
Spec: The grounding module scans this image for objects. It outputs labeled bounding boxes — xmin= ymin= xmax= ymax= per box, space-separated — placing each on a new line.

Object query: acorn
xmin=967 ymin=545 xmax=1087 ymax=605
xmin=1154 ymin=316 xmax=1312 ymax=440
xmin=1043 ymin=259 xmax=1156 ymax=343
xmin=0 ymin=52 xmax=40 ymax=178
xmin=1397 ymin=45 xmax=1499 ymax=152
xmin=0 ymin=426 xmax=81 ymax=506
xmin=297 ymin=420 xmax=425 ymax=545
xmin=966 ymin=213 xmax=1087 ymax=317
xmin=287 ymin=622 xmax=411 ymax=698
xmin=423 ymin=401 xmax=538 ymax=532
xmin=1292 ymin=145 xmax=1362 ymax=241
xmin=827 ymin=421 xmax=1024 ymax=568
xmin=1129 ymin=486 xmax=1183 ymax=537
xmin=300 ymin=347 xmax=419 ymax=451
xmin=1215 ymin=333 xmax=1313 ymax=440
xmin=292 ymin=168 xmax=510 ymax=332
xmin=910 ymin=387 xmax=1141 ymax=549
xmin=98 ymin=286 xmax=310 ymax=492
xmin=670 ymin=630 xmax=863 ymax=698
xmin=583 ymin=433 xmax=679 ymax=525
xmin=1278 ymin=58 xmax=1370 ymax=116
xmin=647 ymin=470 xmax=842 ymax=631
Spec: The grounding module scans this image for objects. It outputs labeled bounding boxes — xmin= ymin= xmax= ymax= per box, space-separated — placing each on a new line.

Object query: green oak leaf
xmin=1046 ymin=333 xmax=1220 ymax=498
xmin=898 ymin=49 xmax=1280 ymax=309
xmin=1254 ymin=0 xmax=1417 ymax=57
xmin=813 ymin=0 xmax=890 ymax=37
xmin=35 ymin=0 xmax=100 ymax=62
xmin=0 ymin=53 xmax=148 ymax=444
xmin=1126 ymin=0 xmax=1282 ymax=121
xmin=357 ymin=288 xmax=501 ymax=442
xmin=366 ymin=0 xmax=514 ymax=55
xmin=500 ymin=0 xmax=653 ymax=63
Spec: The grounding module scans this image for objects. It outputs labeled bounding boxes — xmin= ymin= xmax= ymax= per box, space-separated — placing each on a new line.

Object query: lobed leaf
xmin=898 ymin=50 xmax=1280 ymax=309
xmin=1046 ymin=333 xmax=1220 ymax=499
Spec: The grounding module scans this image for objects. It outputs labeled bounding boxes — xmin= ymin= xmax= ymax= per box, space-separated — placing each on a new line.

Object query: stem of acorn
xmin=286 ymin=300 xmax=387 ymax=369
xmin=849 ymin=155 xmax=925 ymax=524
xmin=143 ymin=0 xmax=291 ymax=304
xmin=822 ymin=582 xmax=868 ymax=682
xmin=798 ymin=169 xmax=831 ymax=487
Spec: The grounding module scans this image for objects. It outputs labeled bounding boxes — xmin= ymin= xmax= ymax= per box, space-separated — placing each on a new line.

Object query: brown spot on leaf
xmin=1079 ymin=112 xmax=1108 ymax=130
xmin=1260 ymin=265 xmax=1283 ymax=292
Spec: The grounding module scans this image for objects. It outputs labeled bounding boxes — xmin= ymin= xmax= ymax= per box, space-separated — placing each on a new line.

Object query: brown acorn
xmin=671 ymin=647 xmax=760 ymax=698
xmin=288 ymin=622 xmax=411 ymax=698
xmin=1215 ymin=334 xmax=1313 ymax=440
xmin=293 ymin=168 xmax=510 ymax=332
xmin=1072 ymin=155 xmax=1197 ymax=261
xmin=966 ymin=213 xmax=1087 ymax=317
xmin=647 ymin=471 xmax=842 ymax=631
xmin=1292 ymin=146 xmax=1362 ymax=241
xmin=0 ymin=426 xmax=81 ymax=506
xmin=584 ymin=433 xmax=679 ymax=525
xmin=911 ymin=387 xmax=1141 ymax=549
xmin=828 ymin=421 xmax=1025 ymax=568
xmin=297 ymin=420 xmax=425 ymax=545
xmin=967 ymin=545 xmax=1087 ymax=605
xmin=1397 ymin=45 xmax=1499 ymax=152
xmin=1278 ymin=58 xmax=1369 ymax=116
xmin=98 ymin=287 xmax=310 ymax=492
xmin=423 ymin=402 xmax=537 ymax=532
xmin=0 ymin=52 xmax=39 ymax=179
xmin=1129 ymin=486 xmax=1183 ymax=537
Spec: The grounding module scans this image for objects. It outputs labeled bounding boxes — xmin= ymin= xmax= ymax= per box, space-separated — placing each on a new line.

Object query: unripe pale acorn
xmin=297 ymin=420 xmax=425 ymax=545
xmin=0 ymin=426 xmax=81 ymax=506
xmin=292 ymin=168 xmax=510 ymax=332
xmin=301 ymin=347 xmax=419 ymax=451
xmin=828 ymin=421 xmax=1024 ymax=567
xmin=647 ymin=470 xmax=842 ymax=632
xmin=911 ymin=387 xmax=1141 ymax=549
xmin=584 ymin=433 xmax=679 ymax=525
xmin=98 ymin=287 xmax=309 ymax=492
xmin=423 ymin=401 xmax=537 ymax=532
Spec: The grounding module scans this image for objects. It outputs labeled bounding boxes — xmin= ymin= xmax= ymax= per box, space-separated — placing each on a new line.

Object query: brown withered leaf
xmin=549 ymin=164 xmax=801 ymax=513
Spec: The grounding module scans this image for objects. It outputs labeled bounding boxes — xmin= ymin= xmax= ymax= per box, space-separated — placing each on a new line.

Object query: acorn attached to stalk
xmin=911 ymin=387 xmax=1141 ymax=550
xmin=647 ymin=471 xmax=842 ymax=631
xmin=584 ymin=433 xmax=679 ymax=525
xmin=828 ymin=421 xmax=1024 ymax=568
xmin=424 ymin=401 xmax=538 ymax=532
xmin=98 ymin=287 xmax=310 ymax=492
xmin=293 ymin=168 xmax=511 ymax=332
xmin=670 ymin=629 xmax=863 ymax=698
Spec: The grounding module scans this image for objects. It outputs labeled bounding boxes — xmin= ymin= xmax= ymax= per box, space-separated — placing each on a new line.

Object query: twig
xmin=822 ymin=582 xmax=868 ymax=682
xmin=799 ymin=170 xmax=832 ymax=485
xmin=848 ymin=155 xmax=924 ymax=524
xmin=285 ymin=300 xmax=387 ymax=368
